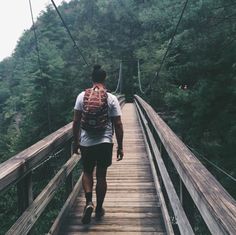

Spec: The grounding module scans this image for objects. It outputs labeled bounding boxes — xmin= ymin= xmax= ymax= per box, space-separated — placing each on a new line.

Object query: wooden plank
xmin=66 ymin=217 xmax=164 ymax=226
xmin=6 ymin=154 xmax=80 ymax=235
xmin=78 ymin=197 xmax=158 ymax=203
xmin=69 ymin=211 xmax=162 ymax=219
xmin=62 ymin=232 xmax=166 ymax=235
xmin=64 ymin=225 xmax=164 ymax=233
xmin=0 ymin=123 xmax=73 ymax=192
xmin=135 ymin=95 xmax=236 ymax=235
xmin=72 ymin=206 xmax=162 ymax=213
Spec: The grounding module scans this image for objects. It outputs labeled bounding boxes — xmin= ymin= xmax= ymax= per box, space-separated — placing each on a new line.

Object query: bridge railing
xmin=134 ymin=95 xmax=236 ymax=235
xmin=0 ymin=95 xmax=125 ymax=235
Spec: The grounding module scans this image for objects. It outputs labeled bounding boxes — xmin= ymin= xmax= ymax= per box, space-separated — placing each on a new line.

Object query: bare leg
xmin=81 ymin=171 xmax=94 ymax=224
xmin=82 ymin=172 xmax=93 ymax=193
xmin=96 ymin=167 xmax=108 ymax=211
xmin=82 ymin=171 xmax=94 ymax=205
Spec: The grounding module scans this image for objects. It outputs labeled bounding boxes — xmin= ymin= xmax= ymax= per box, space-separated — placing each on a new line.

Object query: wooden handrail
xmin=0 ymin=123 xmax=73 ymax=192
xmin=135 ymin=95 xmax=236 ymax=235
xmin=135 ymin=99 xmax=194 ymax=235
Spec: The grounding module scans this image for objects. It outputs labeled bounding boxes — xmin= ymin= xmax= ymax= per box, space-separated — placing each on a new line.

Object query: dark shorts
xmin=80 ymin=143 xmax=113 ymax=173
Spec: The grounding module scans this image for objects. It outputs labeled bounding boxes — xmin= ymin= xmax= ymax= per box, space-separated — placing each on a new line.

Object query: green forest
xmin=0 ymin=0 xmax=235 ymax=233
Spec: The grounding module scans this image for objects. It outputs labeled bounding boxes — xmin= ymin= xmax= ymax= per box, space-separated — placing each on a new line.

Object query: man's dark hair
xmin=92 ymin=64 xmax=106 ymax=83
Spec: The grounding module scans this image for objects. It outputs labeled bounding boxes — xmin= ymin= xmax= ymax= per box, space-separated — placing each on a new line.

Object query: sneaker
xmin=81 ymin=202 xmax=94 ymax=224
xmin=95 ymin=207 xmax=105 ymax=220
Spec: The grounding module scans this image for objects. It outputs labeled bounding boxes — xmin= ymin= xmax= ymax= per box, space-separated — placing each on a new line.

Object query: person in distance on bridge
xmin=73 ymin=64 xmax=124 ymax=224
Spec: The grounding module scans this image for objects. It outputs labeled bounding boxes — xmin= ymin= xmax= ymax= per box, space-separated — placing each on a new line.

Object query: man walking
xmin=73 ymin=64 xmax=124 ymax=224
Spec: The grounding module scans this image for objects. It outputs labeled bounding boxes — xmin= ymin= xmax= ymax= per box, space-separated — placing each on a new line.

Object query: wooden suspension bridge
xmin=0 ymin=95 xmax=236 ymax=235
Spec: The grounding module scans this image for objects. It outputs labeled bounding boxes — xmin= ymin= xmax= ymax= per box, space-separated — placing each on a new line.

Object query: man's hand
xmin=117 ymin=148 xmax=124 ymax=161
xmin=113 ymin=116 xmax=124 ymax=161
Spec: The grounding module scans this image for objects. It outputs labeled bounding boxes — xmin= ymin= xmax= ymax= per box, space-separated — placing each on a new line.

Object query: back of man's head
xmin=92 ymin=64 xmax=106 ymax=83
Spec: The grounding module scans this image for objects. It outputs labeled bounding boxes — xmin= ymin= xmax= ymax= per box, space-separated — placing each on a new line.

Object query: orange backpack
xmin=81 ymin=85 xmax=108 ymax=131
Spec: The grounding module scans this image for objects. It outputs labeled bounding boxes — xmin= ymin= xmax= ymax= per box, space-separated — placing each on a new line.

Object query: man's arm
xmin=112 ymin=116 xmax=124 ymax=161
xmin=72 ymin=110 xmax=82 ymax=153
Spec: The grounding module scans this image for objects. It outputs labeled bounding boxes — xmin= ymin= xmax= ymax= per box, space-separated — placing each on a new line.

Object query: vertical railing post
xmin=119 ymin=61 xmax=123 ymax=94
xmin=17 ymin=170 xmax=34 ymax=235
xmin=179 ymin=177 xmax=183 ymax=204
xmin=17 ymin=172 xmax=33 ymax=215
xmin=65 ymin=141 xmax=73 ymax=196
xmin=182 ymin=182 xmax=195 ymax=231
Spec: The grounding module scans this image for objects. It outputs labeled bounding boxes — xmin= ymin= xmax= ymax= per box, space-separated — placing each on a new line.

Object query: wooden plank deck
xmin=60 ymin=103 xmax=167 ymax=235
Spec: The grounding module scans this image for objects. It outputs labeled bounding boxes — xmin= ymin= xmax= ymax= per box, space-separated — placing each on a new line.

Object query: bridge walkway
xmin=59 ymin=103 xmax=167 ymax=235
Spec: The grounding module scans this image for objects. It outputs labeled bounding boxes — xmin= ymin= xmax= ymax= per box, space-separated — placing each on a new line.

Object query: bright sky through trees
xmin=0 ymin=0 xmax=69 ymax=62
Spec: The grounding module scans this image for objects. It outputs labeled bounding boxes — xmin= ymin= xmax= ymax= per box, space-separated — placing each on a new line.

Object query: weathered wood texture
xmin=0 ymin=123 xmax=73 ymax=192
xmin=135 ymin=95 xmax=236 ymax=235
xmin=59 ymin=103 xmax=167 ymax=235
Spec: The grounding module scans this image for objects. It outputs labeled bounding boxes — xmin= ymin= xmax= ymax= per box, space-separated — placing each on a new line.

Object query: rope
xmin=137 ymin=60 xmax=145 ymax=94
xmin=50 ymin=0 xmax=89 ymax=66
xmin=28 ymin=0 xmax=52 ymax=132
xmin=145 ymin=0 xmax=190 ymax=93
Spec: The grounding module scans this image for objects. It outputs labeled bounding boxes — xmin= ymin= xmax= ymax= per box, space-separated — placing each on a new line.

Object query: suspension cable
xmin=137 ymin=60 xmax=145 ymax=94
xmin=146 ymin=0 xmax=190 ymax=93
xmin=29 ymin=0 xmax=42 ymax=77
xmin=50 ymin=0 xmax=89 ymax=66
xmin=28 ymin=0 xmax=52 ymax=132
xmin=114 ymin=62 xmax=122 ymax=93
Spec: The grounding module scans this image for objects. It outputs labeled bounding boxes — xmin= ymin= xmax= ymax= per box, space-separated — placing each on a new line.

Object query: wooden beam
xmin=6 ymin=154 xmax=80 ymax=235
xmin=135 ymin=95 xmax=236 ymax=235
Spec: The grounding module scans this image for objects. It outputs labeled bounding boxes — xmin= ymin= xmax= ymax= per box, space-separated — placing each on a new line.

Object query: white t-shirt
xmin=74 ymin=91 xmax=122 ymax=147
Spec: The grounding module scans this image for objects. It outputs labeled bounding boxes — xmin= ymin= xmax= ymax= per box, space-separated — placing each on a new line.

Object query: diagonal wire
xmin=29 ymin=0 xmax=43 ymax=79
xmin=186 ymin=144 xmax=236 ymax=183
xmin=145 ymin=0 xmax=190 ymax=93
xmin=50 ymin=0 xmax=89 ymax=66
xmin=29 ymin=0 xmax=52 ymax=132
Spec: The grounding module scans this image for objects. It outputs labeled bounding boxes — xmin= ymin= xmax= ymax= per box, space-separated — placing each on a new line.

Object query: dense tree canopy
xmin=0 ymin=0 xmax=235 ymax=195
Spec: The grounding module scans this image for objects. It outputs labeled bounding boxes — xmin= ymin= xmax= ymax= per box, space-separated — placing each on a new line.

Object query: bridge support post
xmin=17 ymin=172 xmax=33 ymax=215
xmin=65 ymin=142 xmax=73 ymax=195
xmin=119 ymin=61 xmax=123 ymax=94
xmin=17 ymin=171 xmax=34 ymax=235
xmin=180 ymin=179 xmax=195 ymax=231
